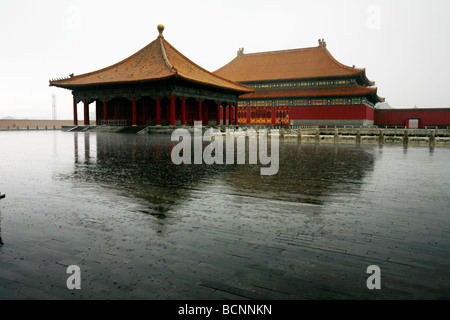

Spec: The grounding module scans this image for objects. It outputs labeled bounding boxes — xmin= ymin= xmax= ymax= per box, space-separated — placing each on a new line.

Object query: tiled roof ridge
xmin=240 ymin=45 xmax=319 ymax=57
xmin=213 ymin=47 xmax=319 ymax=75
xmin=50 ymin=39 xmax=166 ymax=84
xmin=162 ymin=39 xmax=253 ymax=92
xmin=159 ymin=37 xmax=177 ymax=74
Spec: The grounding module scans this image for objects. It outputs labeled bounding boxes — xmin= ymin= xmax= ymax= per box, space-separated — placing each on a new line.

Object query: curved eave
xmin=356 ymin=70 xmax=374 ymax=86
xmin=215 ymin=65 xmax=367 ymax=84
xmin=239 ymin=73 xmax=369 ymax=86
xmin=175 ymin=74 xmax=253 ymax=95
xmin=49 ymin=74 xmax=176 ymax=90
xmin=50 ymin=73 xmax=253 ymax=95
xmin=371 ymin=92 xmax=384 ymax=104
xmin=322 ymin=47 xmax=375 ymax=87
xmin=323 ymin=47 xmax=366 ymax=75
xmin=239 ymin=86 xmax=380 ymax=100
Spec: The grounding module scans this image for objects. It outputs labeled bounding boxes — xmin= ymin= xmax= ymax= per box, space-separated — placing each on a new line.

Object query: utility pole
xmin=52 ymin=94 xmax=57 ymax=120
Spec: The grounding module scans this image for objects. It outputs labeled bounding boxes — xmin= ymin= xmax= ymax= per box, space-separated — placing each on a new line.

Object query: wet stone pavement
xmin=0 ymin=131 xmax=449 ymax=299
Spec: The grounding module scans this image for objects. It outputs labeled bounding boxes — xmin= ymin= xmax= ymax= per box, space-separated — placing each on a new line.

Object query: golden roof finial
xmin=157 ymin=24 xmax=165 ymax=37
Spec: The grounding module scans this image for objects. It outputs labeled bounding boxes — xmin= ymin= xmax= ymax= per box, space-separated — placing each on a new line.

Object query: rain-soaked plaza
xmin=0 ymin=131 xmax=449 ymax=299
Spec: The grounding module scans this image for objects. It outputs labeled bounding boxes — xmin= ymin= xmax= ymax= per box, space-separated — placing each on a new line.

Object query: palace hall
xmin=214 ymin=40 xmax=383 ymax=127
xmin=50 ymin=25 xmax=252 ymax=127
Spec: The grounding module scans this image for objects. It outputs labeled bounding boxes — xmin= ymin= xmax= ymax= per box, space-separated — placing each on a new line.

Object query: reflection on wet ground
xmin=0 ymin=131 xmax=449 ymax=299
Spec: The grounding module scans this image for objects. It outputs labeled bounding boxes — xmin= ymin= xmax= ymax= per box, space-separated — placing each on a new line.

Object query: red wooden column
xmin=181 ymin=96 xmax=186 ymax=126
xmin=235 ymin=103 xmax=239 ymax=125
xmin=230 ymin=104 xmax=234 ymax=125
xmin=73 ymin=98 xmax=78 ymax=125
xmin=271 ymin=106 xmax=275 ymax=125
xmin=198 ymin=98 xmax=203 ymax=123
xmin=132 ymin=97 xmax=137 ymax=126
xmin=232 ymin=103 xmax=236 ymax=125
xmin=223 ymin=104 xmax=227 ymax=125
xmin=169 ymin=94 xmax=176 ymax=126
xmin=156 ymin=96 xmax=161 ymax=125
xmin=84 ymin=100 xmax=89 ymax=125
xmin=217 ymin=101 xmax=221 ymax=125
xmin=103 ymin=99 xmax=108 ymax=124
xmin=96 ymin=103 xmax=100 ymax=125
xmin=247 ymin=107 xmax=251 ymax=125
xmin=204 ymin=102 xmax=208 ymax=126
xmin=230 ymin=104 xmax=233 ymax=125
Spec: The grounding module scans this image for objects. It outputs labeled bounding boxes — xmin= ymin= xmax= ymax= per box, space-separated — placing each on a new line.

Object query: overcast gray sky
xmin=0 ymin=0 xmax=449 ymax=119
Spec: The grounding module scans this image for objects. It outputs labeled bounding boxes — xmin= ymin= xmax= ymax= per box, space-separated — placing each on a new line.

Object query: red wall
xmin=374 ymin=109 xmax=450 ymax=128
xmin=289 ymin=105 xmax=374 ymax=120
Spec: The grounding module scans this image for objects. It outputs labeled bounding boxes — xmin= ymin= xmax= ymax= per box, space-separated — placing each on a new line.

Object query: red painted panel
xmin=366 ymin=106 xmax=374 ymax=121
xmin=374 ymin=109 xmax=450 ymax=128
xmin=289 ymin=105 xmax=374 ymax=120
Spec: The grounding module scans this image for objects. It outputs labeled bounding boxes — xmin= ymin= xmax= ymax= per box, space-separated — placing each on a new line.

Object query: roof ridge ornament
xmin=157 ymin=24 xmax=165 ymax=38
xmin=158 ymin=25 xmax=177 ymax=74
xmin=237 ymin=48 xmax=244 ymax=56
xmin=318 ymin=39 xmax=326 ymax=48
